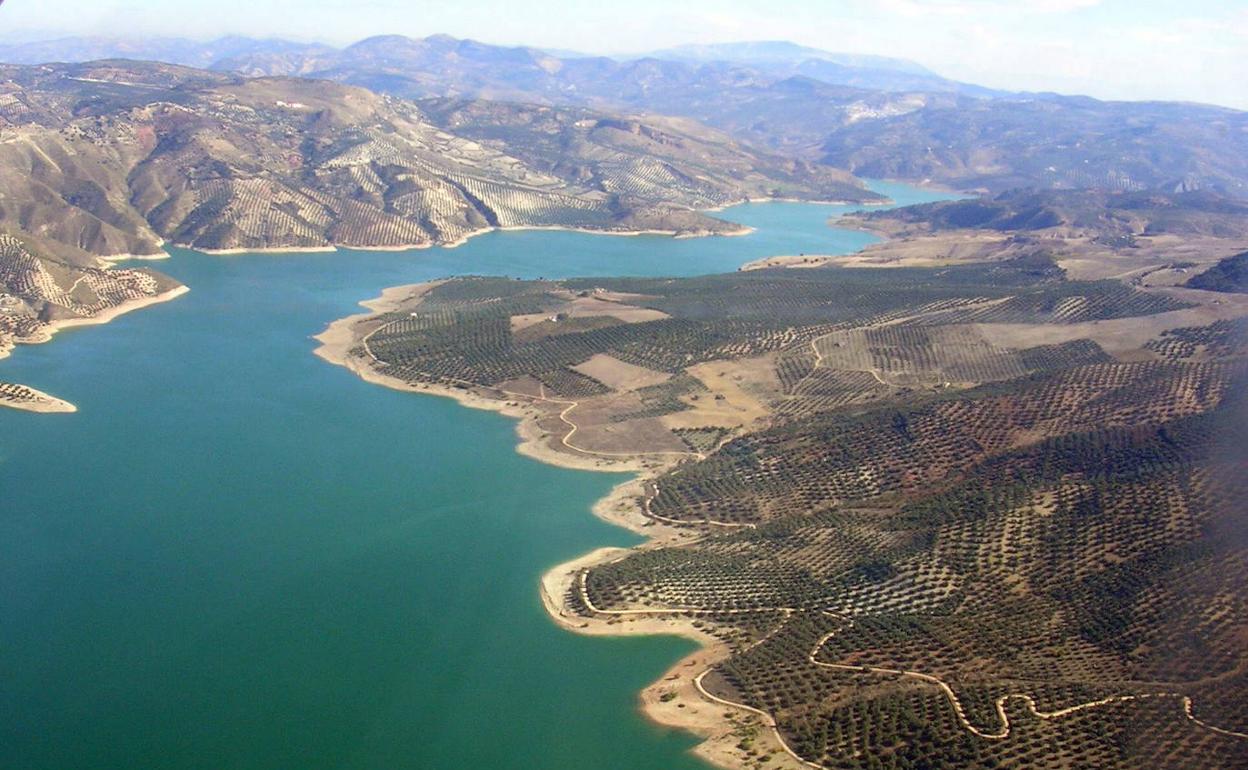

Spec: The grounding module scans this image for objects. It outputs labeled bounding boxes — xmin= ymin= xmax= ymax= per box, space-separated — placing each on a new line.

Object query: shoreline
xmin=0 ymin=285 xmax=189 ymax=415
xmin=174 ymin=219 xmax=763 ymax=258
xmin=98 ymin=250 xmax=171 ymax=262
xmin=705 ymin=194 xmax=890 ymax=213
xmin=40 ymin=285 xmax=191 ymax=340
xmin=536 ymin=480 xmax=815 ymax=770
xmin=192 ymin=245 xmax=341 ymax=256
xmin=0 ymin=284 xmax=191 ymax=357
xmin=312 ymin=295 xmax=657 ymax=474
xmin=143 ymin=191 xmax=902 ymax=260
xmin=313 ymin=285 xmax=813 ymax=770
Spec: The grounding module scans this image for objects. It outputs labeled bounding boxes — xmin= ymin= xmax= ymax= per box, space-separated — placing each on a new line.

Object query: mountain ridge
xmin=0 ymin=59 xmax=877 ymax=260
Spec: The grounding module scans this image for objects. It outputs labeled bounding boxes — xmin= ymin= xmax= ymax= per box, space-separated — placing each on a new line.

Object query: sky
xmin=1 ymin=0 xmax=1246 ymax=108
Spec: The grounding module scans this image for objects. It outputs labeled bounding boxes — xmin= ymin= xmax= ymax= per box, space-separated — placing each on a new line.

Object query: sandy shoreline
xmin=313 ymin=285 xmax=812 ymax=770
xmin=98 ymin=251 xmax=171 ymax=262
xmin=193 ymin=245 xmax=340 ymax=255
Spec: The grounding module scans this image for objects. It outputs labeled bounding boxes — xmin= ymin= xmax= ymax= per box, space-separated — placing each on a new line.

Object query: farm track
xmin=575 ymin=558 xmax=1248 ymax=765
xmin=801 ymin=296 xmax=1013 ymax=393
xmin=805 ymin=623 xmax=1248 ymax=743
xmin=361 ymin=317 xmax=705 ymax=462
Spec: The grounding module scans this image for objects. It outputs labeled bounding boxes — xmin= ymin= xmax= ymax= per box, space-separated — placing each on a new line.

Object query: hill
xmin=846 ymin=189 xmax=1248 ymax=243
xmin=781 ymin=189 xmax=1248 ymax=286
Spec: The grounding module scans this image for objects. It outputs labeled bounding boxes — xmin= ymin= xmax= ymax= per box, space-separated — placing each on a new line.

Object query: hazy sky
xmin=2 ymin=0 xmax=1246 ymax=108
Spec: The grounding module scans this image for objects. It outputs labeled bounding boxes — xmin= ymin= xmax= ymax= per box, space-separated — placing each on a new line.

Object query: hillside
xmin=0 ymin=60 xmax=875 ymax=259
xmin=1186 ymin=252 xmax=1248 ymax=293
xmin=845 ymin=189 xmax=1248 ymax=243
xmin=418 ymin=98 xmax=867 ymax=208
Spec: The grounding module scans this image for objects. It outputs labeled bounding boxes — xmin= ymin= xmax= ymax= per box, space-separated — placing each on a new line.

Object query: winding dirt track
xmin=806 ymin=622 xmax=1248 ymax=742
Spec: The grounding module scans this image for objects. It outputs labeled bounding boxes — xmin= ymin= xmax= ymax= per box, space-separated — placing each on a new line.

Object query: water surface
xmin=0 ymin=182 xmax=948 ymax=770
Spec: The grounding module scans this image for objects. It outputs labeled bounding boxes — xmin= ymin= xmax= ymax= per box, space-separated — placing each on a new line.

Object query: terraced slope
xmin=0 ymin=60 xmax=877 ymax=258
xmin=581 ymin=356 xmax=1248 ymax=769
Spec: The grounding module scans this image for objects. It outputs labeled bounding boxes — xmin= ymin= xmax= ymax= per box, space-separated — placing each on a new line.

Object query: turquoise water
xmin=0 ymin=183 xmax=948 ymax=770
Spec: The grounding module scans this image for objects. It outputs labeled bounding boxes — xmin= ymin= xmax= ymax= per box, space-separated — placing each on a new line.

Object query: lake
xmin=0 ymin=182 xmax=949 ymax=770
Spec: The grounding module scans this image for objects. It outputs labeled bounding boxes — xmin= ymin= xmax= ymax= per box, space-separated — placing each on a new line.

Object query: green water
xmin=0 ymin=183 xmax=949 ymax=770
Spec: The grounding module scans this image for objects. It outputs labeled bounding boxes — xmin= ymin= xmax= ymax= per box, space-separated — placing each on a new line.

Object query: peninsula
xmin=321 ymin=195 xmax=1248 ymax=770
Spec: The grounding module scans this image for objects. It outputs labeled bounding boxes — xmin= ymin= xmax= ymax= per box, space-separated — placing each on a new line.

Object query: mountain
xmin=0 ymin=33 xmax=966 ymax=94
xmin=6 ymin=35 xmax=1244 ymax=198
xmin=818 ymin=93 xmax=1248 ymax=196
xmin=0 ymin=60 xmax=876 ymax=259
xmin=416 ymin=98 xmax=867 ymax=207
xmin=207 ymin=35 xmax=1248 ymax=197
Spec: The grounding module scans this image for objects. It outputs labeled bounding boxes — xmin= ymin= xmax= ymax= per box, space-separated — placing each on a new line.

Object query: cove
xmin=0 ymin=182 xmax=950 ymax=770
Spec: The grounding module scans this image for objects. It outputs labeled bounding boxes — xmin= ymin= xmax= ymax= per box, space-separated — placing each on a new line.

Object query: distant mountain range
xmin=0 ymin=34 xmax=967 ymax=93
xmin=3 ymin=33 xmax=1241 ymax=199
xmin=0 ymin=35 xmax=334 ymax=71
xmin=640 ymin=40 xmax=935 ymax=73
